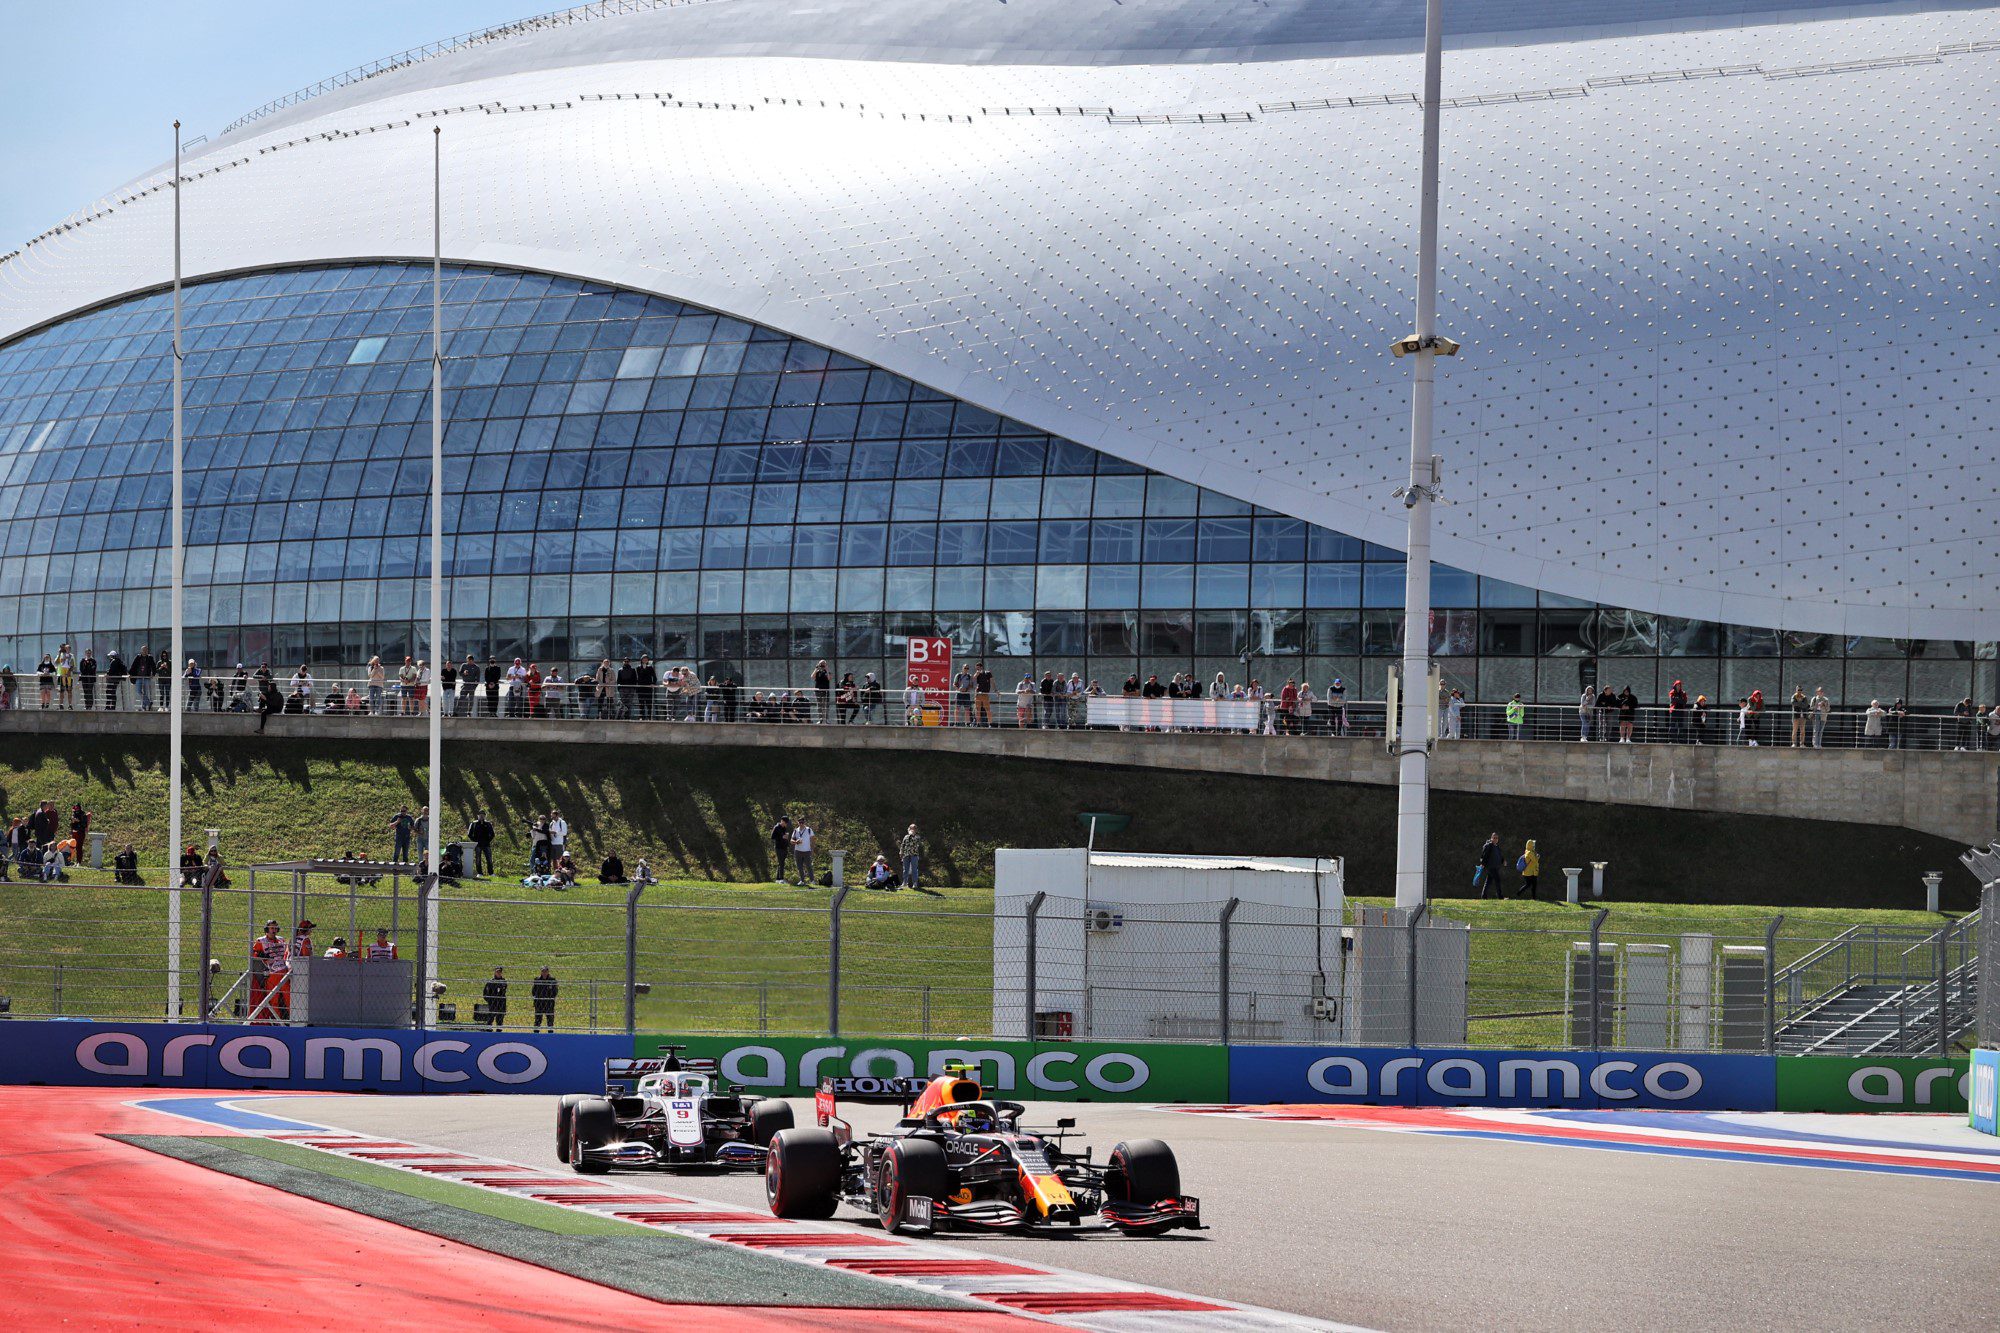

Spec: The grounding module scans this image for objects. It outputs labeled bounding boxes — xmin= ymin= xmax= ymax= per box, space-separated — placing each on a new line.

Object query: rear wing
xmin=814 ymin=1074 xmax=929 ymax=1129
xmin=604 ymin=1056 xmax=719 ymax=1094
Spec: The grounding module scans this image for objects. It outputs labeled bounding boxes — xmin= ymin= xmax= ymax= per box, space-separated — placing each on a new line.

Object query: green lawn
xmin=0 ymin=870 xmax=1952 ymax=1046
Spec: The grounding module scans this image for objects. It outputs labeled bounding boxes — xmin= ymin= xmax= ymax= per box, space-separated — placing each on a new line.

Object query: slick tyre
xmin=747 ymin=1098 xmax=794 ymax=1148
xmin=765 ymin=1128 xmax=840 ymax=1219
xmin=1105 ymin=1139 xmax=1180 ymax=1206
xmin=569 ymin=1097 xmax=617 ymax=1175
xmin=555 ymin=1093 xmax=585 ymax=1161
xmin=878 ymin=1138 xmax=950 ymax=1232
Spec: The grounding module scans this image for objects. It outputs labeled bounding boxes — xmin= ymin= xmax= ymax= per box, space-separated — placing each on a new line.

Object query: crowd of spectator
xmin=2 ymin=800 xmax=93 ymax=883
xmin=3 ymin=640 xmax=1997 ymax=751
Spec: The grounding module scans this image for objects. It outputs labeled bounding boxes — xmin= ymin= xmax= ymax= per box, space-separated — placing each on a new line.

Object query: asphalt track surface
xmin=298 ymin=1094 xmax=2000 ymax=1331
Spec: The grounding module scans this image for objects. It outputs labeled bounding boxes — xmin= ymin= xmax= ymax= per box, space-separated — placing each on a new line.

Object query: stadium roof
xmin=4 ymin=0 xmax=1996 ymax=639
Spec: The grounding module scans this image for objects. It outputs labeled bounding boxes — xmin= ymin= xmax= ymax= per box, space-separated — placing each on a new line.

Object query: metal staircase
xmin=1772 ymin=913 xmax=1980 ymax=1056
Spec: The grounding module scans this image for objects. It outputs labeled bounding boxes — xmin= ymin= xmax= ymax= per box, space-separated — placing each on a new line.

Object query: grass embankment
xmin=0 ymin=732 xmax=1973 ymax=908
xmin=0 ymin=730 xmax=1970 ymax=1040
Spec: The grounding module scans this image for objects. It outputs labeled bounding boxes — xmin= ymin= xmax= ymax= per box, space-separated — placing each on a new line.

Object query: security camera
xmin=428 ymin=981 xmax=448 ymax=998
xmin=208 ymin=958 xmax=221 ymax=974
xmin=1389 ymin=333 xmax=1461 ymax=358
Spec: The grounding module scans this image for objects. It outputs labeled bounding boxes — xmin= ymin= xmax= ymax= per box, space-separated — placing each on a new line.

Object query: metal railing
xmin=0 ymin=874 xmax=1971 ymax=1055
xmin=1773 ymin=914 xmax=1981 ymax=1055
xmin=5 ymin=673 xmax=1998 ymax=752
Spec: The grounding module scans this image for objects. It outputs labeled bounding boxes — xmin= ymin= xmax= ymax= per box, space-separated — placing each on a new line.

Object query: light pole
xmin=1391 ymin=0 xmax=1457 ymax=909
xmin=425 ymin=127 xmax=445 ymax=1024
xmin=167 ymin=122 xmax=186 ymax=1013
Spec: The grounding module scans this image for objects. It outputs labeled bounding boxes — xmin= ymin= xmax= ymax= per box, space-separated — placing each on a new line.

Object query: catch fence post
xmin=1763 ymin=915 xmax=1785 ymax=1053
xmin=1024 ymin=891 xmax=1047 ymax=1040
xmin=1937 ymin=921 xmax=1950 ymax=1056
xmin=197 ymin=863 xmax=217 ymax=1020
xmin=1406 ymin=901 xmax=1429 ymax=1045
xmin=625 ymin=878 xmax=646 ymax=1036
xmin=414 ymin=872 xmax=435 ymax=1029
xmin=1218 ymin=898 xmax=1240 ymax=1044
xmin=828 ymin=882 xmax=852 ymax=1036
xmin=1588 ymin=908 xmax=1610 ymax=1051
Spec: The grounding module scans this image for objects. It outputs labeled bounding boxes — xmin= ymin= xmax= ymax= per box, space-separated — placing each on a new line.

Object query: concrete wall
xmin=2 ymin=708 xmax=1992 ymax=848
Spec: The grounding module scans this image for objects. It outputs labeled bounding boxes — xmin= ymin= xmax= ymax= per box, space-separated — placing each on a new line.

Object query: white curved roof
xmin=4 ymin=0 xmax=1997 ymax=639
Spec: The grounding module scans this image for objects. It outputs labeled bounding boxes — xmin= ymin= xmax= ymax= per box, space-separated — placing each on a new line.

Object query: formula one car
xmin=762 ymin=1064 xmax=1201 ymax=1236
xmin=556 ymin=1045 xmax=794 ymax=1174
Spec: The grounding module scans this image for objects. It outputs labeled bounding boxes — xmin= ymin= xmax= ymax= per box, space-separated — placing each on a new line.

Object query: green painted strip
xmin=211 ymin=1135 xmax=643 ymax=1234
xmin=110 ymin=1135 xmax=968 ymax=1309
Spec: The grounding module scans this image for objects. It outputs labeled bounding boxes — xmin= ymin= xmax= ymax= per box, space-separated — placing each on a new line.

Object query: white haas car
xmin=556 ymin=1046 xmax=794 ymax=1174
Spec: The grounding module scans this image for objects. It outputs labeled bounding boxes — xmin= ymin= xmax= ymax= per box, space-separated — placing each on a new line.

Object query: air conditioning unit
xmin=1086 ymin=906 xmax=1124 ymax=933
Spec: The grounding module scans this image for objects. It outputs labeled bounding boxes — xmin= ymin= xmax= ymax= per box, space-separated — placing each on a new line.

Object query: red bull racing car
xmin=557 ymin=1046 xmax=794 ymax=1173
xmin=763 ymin=1064 xmax=1201 ymax=1236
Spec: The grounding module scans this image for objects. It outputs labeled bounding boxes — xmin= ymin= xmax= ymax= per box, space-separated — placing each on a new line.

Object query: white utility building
xmin=994 ymin=849 xmax=1345 ymax=1045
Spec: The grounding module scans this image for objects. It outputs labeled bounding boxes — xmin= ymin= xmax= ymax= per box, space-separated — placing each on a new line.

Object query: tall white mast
xmin=168 ymin=122 xmax=187 ymax=1012
xmin=425 ymin=127 xmax=445 ymax=1023
xmin=1393 ymin=0 xmax=1451 ymax=909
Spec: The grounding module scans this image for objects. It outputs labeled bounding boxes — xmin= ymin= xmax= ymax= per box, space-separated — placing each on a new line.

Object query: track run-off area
xmin=8 ymin=1087 xmax=1998 ymax=1330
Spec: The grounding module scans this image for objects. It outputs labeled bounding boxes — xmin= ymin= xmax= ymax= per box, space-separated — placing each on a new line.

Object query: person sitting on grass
xmin=113 ymin=844 xmax=142 ymax=884
xmin=866 ymin=854 xmax=898 ymax=890
xmin=599 ymin=851 xmax=627 ymax=884
xmin=553 ymin=850 xmax=579 ymax=888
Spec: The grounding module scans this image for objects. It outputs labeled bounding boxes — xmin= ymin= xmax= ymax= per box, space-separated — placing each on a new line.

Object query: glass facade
xmin=0 ymin=261 xmax=1991 ymax=703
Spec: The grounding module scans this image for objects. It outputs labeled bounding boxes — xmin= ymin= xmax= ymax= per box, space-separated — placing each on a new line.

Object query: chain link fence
xmin=0 ymin=870 xmax=1979 ymax=1054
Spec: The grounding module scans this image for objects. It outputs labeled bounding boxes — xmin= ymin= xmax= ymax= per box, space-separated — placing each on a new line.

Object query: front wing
xmin=892 ymin=1191 xmax=1202 ymax=1236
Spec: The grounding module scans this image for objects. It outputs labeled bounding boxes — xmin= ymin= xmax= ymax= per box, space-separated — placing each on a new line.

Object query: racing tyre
xmin=1105 ymin=1139 xmax=1180 ymax=1206
xmin=747 ymin=1098 xmax=794 ymax=1148
xmin=766 ymin=1128 xmax=840 ymax=1219
xmin=877 ymin=1138 xmax=951 ymax=1233
xmin=569 ymin=1097 xmax=617 ymax=1175
xmin=554 ymin=1093 xmax=585 ymax=1161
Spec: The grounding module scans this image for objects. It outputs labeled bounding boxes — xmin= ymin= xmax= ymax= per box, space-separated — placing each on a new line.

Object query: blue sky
xmin=1 ymin=2 xmax=548 ymax=244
